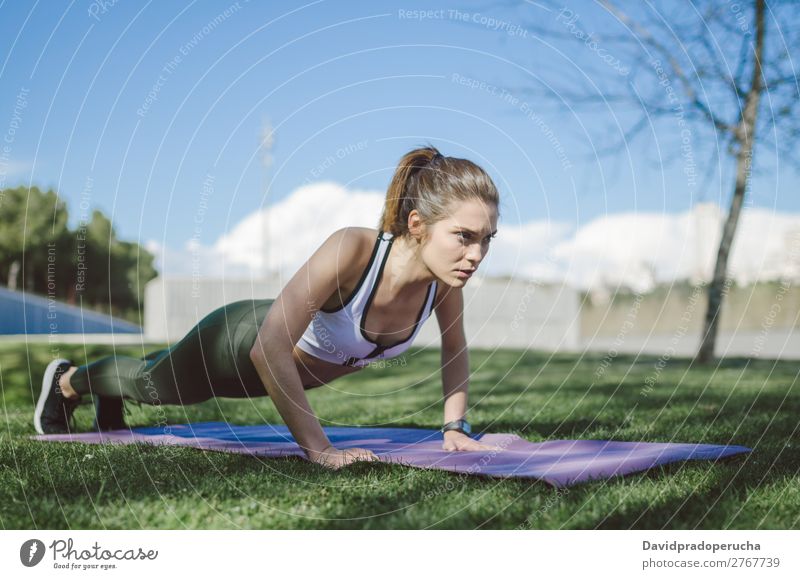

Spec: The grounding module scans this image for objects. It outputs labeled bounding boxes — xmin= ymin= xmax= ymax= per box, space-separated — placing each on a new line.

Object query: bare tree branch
xmin=500 ymin=0 xmax=796 ymax=363
xmin=601 ymin=0 xmax=736 ymax=134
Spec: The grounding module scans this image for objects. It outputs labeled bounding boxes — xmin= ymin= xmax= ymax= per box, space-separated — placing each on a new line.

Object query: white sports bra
xmin=295 ymin=230 xmax=438 ymax=367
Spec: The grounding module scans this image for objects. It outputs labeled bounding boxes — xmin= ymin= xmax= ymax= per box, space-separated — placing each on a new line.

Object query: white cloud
xmin=482 ymin=220 xmax=574 ymax=282
xmin=147 ymin=183 xmax=800 ymax=292
xmin=551 ymin=203 xmax=800 ymax=291
xmin=148 ymin=181 xmax=386 ymax=280
xmin=0 ymin=159 xmax=31 ymax=180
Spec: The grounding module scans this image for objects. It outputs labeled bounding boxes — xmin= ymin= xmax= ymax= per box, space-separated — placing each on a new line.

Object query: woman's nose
xmin=466 ymin=243 xmax=484 ymax=262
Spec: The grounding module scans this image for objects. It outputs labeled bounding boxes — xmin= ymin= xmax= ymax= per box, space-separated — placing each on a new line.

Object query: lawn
xmin=1 ymin=342 xmax=797 ymax=529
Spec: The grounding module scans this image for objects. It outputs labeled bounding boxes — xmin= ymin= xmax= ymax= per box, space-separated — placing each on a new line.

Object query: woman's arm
xmin=435 ymin=285 xmax=499 ymax=452
xmin=249 ymin=228 xmax=377 ymax=468
xmin=249 ymin=338 xmax=332 ymax=461
xmin=441 ymin=346 xmax=469 ymax=424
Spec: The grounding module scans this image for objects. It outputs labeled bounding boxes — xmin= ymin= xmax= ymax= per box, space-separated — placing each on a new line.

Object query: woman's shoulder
xmin=313 ymin=227 xmax=381 ymax=311
xmin=336 ymin=225 xmax=379 ymax=241
xmin=311 ymin=227 xmax=381 ymax=268
xmin=326 ymin=226 xmax=379 ymax=256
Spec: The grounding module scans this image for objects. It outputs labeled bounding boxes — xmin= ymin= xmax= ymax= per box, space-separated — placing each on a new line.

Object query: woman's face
xmin=416 ymin=199 xmax=498 ymax=287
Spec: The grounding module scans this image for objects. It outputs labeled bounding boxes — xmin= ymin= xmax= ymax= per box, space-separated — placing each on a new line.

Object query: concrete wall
xmin=144 ymin=276 xmax=798 ymax=359
xmin=144 ymin=276 xmax=284 ymax=343
xmin=414 ymin=276 xmax=581 ymax=352
xmin=579 ymin=281 xmax=799 ymax=359
xmin=144 ymin=275 xmax=581 ymax=351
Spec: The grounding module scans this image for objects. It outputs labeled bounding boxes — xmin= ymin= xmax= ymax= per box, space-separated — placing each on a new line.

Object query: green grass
xmin=1 ymin=342 xmax=798 ymax=529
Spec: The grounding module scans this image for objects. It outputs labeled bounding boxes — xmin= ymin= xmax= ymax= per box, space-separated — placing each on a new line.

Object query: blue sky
xmin=0 ymin=0 xmax=796 ymax=258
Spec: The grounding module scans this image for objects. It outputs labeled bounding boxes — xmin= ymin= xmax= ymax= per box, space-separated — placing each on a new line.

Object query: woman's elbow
xmin=249 ymin=335 xmax=290 ymax=367
xmin=249 ymin=337 xmax=269 ymax=367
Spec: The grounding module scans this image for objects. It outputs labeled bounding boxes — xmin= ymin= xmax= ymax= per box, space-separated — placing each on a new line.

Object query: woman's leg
xmin=66 ymin=299 xmax=275 ymax=406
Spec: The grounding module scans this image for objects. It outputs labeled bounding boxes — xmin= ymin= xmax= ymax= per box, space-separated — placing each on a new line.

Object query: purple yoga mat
xmin=31 ymin=422 xmax=751 ymax=488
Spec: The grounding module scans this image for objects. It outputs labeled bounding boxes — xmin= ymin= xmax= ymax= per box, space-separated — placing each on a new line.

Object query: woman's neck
xmin=383 ymin=234 xmax=436 ymax=297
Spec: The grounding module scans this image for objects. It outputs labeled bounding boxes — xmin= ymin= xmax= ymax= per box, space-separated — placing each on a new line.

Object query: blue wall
xmin=0 ymin=287 xmax=142 ymax=334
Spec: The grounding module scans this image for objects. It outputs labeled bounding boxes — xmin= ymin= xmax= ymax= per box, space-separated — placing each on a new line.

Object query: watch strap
xmin=442 ymin=419 xmax=471 ymax=435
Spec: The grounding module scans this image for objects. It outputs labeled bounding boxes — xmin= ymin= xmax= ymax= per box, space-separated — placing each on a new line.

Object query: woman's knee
xmin=134 ymin=358 xmax=214 ymax=405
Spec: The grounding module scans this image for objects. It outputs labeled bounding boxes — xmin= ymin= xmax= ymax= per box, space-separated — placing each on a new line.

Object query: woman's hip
xmin=199 ymin=299 xmax=274 ymax=370
xmin=144 ymin=299 xmax=273 ymax=393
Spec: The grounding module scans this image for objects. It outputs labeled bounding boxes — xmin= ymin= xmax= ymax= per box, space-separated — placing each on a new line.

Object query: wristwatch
xmin=441 ymin=419 xmax=471 ymax=436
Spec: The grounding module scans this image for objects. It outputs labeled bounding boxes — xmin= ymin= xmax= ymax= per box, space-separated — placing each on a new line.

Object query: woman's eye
xmin=457 ymin=231 xmax=495 ymax=244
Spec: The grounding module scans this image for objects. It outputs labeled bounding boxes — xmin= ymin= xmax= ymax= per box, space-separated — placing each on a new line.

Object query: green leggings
xmin=70 ymin=299 xmax=274 ymax=405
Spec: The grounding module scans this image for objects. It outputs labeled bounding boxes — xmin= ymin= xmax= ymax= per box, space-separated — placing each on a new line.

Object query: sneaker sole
xmin=34 ymin=358 xmax=70 ymax=435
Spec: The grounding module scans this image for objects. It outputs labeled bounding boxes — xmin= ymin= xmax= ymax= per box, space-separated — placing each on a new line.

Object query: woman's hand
xmin=442 ymin=430 xmax=502 ymax=452
xmin=308 ymin=445 xmax=379 ymax=470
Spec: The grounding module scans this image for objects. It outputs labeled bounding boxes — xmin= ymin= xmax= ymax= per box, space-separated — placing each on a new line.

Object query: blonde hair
xmin=377 ymin=145 xmax=500 ymax=239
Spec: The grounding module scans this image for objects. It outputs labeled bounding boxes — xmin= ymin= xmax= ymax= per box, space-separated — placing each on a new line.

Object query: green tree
xmin=0 ymin=186 xmax=69 ymax=293
xmin=111 ymin=239 xmax=157 ymax=323
xmin=0 ymin=185 xmax=157 ymax=324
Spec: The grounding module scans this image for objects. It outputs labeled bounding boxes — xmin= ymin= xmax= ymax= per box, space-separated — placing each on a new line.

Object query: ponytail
xmin=378 ymin=144 xmax=499 ymax=239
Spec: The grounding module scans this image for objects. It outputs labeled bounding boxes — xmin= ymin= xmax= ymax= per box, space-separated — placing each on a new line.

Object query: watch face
xmin=443 ymin=420 xmax=471 ymax=434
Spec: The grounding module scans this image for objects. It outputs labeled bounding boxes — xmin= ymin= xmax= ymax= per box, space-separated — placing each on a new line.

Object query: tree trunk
xmin=7 ymin=260 xmax=20 ymax=291
xmin=695 ymin=0 xmax=765 ymax=364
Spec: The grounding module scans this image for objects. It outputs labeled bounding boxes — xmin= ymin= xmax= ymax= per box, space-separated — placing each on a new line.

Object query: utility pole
xmin=259 ymin=118 xmax=275 ymax=279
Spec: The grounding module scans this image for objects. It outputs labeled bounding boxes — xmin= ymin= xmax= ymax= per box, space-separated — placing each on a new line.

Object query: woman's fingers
xmin=344 ymin=447 xmax=379 ymax=463
xmin=311 ymin=446 xmax=380 ymax=469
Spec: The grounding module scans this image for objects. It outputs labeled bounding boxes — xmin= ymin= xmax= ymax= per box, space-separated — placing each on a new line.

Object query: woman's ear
xmin=407 ymin=210 xmax=426 ymax=243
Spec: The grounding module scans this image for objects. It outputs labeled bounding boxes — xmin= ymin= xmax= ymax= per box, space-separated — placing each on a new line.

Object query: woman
xmin=34 ymin=146 xmax=500 ymax=470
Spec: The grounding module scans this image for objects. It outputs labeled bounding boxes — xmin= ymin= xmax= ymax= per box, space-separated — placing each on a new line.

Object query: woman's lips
xmin=456 ymin=269 xmax=473 ymax=279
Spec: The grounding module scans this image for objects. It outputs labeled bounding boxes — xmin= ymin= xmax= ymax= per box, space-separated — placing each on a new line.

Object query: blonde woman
xmin=35 ymin=146 xmax=500 ymax=470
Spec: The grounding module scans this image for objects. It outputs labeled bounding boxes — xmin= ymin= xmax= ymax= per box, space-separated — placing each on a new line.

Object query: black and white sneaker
xmin=91 ymin=396 xmax=128 ymax=432
xmin=34 ymin=359 xmax=80 ymax=435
